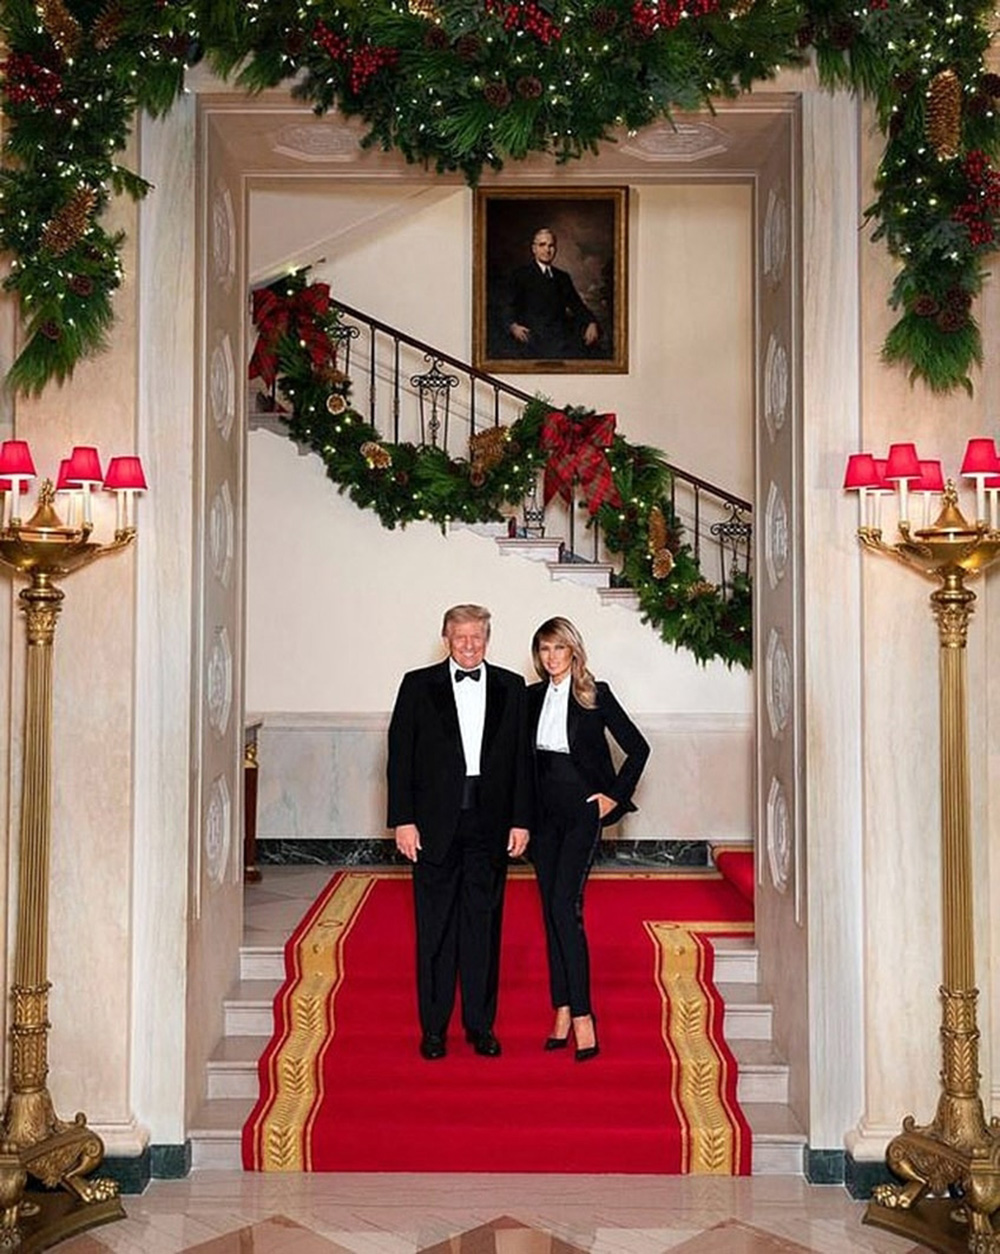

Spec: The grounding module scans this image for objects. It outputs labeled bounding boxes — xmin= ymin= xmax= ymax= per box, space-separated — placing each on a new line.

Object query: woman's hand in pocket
xmin=587 ymin=792 xmax=616 ymax=819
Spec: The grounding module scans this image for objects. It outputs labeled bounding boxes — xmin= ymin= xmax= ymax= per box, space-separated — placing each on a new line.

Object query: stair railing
xmin=252 ymin=297 xmax=752 ymax=596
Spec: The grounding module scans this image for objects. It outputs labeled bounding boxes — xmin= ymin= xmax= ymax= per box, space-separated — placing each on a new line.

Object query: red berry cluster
xmin=953 ymin=149 xmax=1000 ymax=249
xmin=0 ymin=52 xmax=63 ymax=108
xmin=485 ymin=0 xmax=562 ymax=43
xmin=312 ymin=20 xmax=398 ymax=94
xmin=631 ymin=0 xmax=718 ymax=35
xmin=348 ymin=43 xmax=398 ymax=93
xmin=313 ymin=20 xmax=349 ymax=61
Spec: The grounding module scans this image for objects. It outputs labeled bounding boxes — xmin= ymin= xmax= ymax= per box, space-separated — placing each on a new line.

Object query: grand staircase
xmin=188 ymin=896 xmax=805 ymax=1174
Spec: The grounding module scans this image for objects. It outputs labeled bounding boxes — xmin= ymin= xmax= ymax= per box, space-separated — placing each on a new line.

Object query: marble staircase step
xmin=711 ymin=935 xmax=759 ymax=985
xmin=189 ymin=1097 xmax=254 ymax=1170
xmin=495 ymin=536 xmax=563 ymax=563
xmin=546 ymin=561 xmax=615 ymax=589
xmin=716 ymin=981 xmax=774 ymax=1040
xmin=204 ymin=1030 xmax=789 ymax=1107
xmin=223 ymin=979 xmax=282 ymax=1036
xmin=188 ymin=1095 xmax=805 ymax=1174
xmin=598 ymin=587 xmax=640 ymax=609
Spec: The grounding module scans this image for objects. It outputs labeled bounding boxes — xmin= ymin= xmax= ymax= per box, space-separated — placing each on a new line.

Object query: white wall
xmin=246 ymin=428 xmax=752 ymax=715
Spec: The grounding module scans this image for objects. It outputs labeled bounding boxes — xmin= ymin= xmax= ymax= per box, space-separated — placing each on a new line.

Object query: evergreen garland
xmin=1 ymin=0 xmax=999 ymax=396
xmin=261 ymin=272 xmax=751 ymax=669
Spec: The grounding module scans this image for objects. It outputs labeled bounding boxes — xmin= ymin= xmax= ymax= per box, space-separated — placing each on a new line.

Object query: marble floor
xmin=63 ymin=868 xmax=924 ymax=1254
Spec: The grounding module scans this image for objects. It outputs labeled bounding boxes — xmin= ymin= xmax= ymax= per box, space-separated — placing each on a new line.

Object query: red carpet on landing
xmin=243 ymin=870 xmax=753 ymax=1174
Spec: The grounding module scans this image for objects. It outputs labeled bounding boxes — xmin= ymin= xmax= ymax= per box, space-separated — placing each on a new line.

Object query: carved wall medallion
xmin=273 ymin=122 xmax=360 ymax=163
xmin=204 ymin=774 xmax=232 ymax=888
xmin=620 ymin=121 xmax=731 ymax=163
xmin=764 ymin=333 xmax=789 ymax=443
xmin=763 ymin=188 xmax=788 ymax=289
xmin=206 ymin=626 xmax=233 ymax=738
xmin=209 ymin=480 xmax=235 ymax=589
xmin=209 ymin=333 xmax=236 ymax=442
xmin=765 ymin=627 xmax=792 ymax=739
xmin=211 ymin=184 xmax=236 ymax=292
xmin=766 ymin=775 xmax=791 ymax=894
xmin=764 ymin=480 xmax=789 ymax=589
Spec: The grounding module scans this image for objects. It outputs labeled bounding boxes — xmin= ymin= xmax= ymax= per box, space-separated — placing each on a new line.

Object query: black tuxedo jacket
xmin=527 ymin=680 xmax=649 ymax=828
xmin=387 ymin=660 xmax=533 ymax=863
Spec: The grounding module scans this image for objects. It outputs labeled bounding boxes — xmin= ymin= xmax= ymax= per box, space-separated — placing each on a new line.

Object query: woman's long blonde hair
xmin=531 ymin=616 xmax=597 ymax=709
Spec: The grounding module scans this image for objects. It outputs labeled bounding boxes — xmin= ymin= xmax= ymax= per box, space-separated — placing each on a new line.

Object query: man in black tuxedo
xmin=503 ymin=227 xmax=602 ymax=359
xmin=387 ymin=604 xmax=532 ymax=1060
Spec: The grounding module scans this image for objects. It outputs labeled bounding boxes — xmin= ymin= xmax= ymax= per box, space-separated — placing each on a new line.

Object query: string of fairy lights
xmin=0 ymin=0 xmax=999 ymax=398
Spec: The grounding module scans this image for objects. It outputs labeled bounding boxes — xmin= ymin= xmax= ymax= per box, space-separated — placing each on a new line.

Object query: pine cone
xmin=92 ymin=2 xmax=125 ymax=50
xmin=647 ymin=506 xmax=668 ymax=556
xmin=41 ymin=187 xmax=97 ymax=256
xmin=38 ymin=0 xmax=81 ymax=56
xmin=926 ymin=69 xmax=962 ymax=160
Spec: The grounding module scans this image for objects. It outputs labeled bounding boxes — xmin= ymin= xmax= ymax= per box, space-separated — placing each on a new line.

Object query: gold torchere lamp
xmin=0 ymin=439 xmax=147 ymax=1251
xmin=846 ymin=439 xmax=1000 ymax=1254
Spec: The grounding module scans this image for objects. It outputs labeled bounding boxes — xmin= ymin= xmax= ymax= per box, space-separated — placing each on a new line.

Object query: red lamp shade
xmin=67 ymin=445 xmax=103 ymax=485
xmin=0 ymin=440 xmax=36 ymax=478
xmin=843 ymin=453 xmax=879 ymax=489
xmin=916 ymin=460 xmax=944 ymax=492
xmin=872 ymin=458 xmax=892 ymax=490
xmin=0 ymin=478 xmax=28 ymax=493
xmin=103 ymin=456 xmax=147 ymax=491
xmin=884 ymin=442 xmax=922 ymax=481
xmin=960 ymin=438 xmax=999 ymax=477
xmin=55 ymin=459 xmax=81 ymax=491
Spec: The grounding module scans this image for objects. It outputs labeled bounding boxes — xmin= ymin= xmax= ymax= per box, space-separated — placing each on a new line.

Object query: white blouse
xmin=535 ymin=678 xmax=571 ymax=752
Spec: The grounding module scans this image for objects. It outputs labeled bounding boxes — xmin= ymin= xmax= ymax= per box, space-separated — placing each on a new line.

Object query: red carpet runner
xmin=243 ymin=870 xmax=753 ymax=1174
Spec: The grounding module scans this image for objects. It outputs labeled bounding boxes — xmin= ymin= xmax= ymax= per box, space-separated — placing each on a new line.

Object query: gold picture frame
xmin=473 ymin=186 xmax=629 ymax=374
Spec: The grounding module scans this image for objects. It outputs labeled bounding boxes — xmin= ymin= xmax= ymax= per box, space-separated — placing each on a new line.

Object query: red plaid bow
xmin=249 ymin=282 xmax=333 ymax=388
xmin=540 ymin=410 xmax=622 ymax=515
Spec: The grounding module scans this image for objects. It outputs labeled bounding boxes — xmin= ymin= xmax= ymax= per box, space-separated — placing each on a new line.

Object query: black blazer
xmin=528 ymin=680 xmax=650 ymax=828
xmin=387 ymin=660 xmax=533 ymax=864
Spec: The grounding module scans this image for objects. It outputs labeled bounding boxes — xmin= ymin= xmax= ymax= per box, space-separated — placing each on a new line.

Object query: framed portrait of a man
xmin=473 ymin=187 xmax=628 ymax=374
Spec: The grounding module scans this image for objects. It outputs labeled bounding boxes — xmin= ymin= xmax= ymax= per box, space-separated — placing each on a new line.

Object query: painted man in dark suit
xmin=503 ymin=227 xmax=602 ymax=359
xmin=387 ymin=604 xmax=532 ymax=1060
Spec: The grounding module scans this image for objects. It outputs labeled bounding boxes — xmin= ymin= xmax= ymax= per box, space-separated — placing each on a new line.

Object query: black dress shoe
xmin=544 ymin=1034 xmax=570 ymax=1051
xmin=420 ymin=1033 xmax=446 ymax=1060
xmin=465 ymin=1029 xmax=502 ymax=1056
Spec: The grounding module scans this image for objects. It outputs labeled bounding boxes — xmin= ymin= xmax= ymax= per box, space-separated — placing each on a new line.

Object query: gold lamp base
xmin=3 ymin=1190 xmax=124 ymax=1254
xmin=865 ymin=1195 xmax=991 ymax=1254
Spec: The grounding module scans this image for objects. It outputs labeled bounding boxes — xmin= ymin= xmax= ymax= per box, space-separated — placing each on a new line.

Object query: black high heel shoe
xmin=574 ymin=1014 xmax=600 ymax=1062
xmin=545 ymin=1009 xmax=572 ymax=1051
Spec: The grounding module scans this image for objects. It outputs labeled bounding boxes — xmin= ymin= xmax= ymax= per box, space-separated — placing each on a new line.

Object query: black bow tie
xmin=455 ymin=668 xmax=481 ymax=682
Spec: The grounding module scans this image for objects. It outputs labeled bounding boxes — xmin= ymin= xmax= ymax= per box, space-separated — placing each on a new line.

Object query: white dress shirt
xmin=451 ymin=658 xmax=486 ymax=776
xmin=535 ymin=678 xmax=571 ymax=752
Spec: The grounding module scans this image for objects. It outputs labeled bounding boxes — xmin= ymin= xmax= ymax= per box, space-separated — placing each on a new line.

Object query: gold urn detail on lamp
xmin=0 ymin=442 xmax=146 ymax=1251
xmin=846 ymin=439 xmax=1000 ymax=1254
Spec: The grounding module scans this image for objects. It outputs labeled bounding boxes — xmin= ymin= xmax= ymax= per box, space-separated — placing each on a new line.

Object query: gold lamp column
xmin=0 ymin=442 xmax=146 ymax=1251
xmin=846 ymin=442 xmax=1000 ymax=1254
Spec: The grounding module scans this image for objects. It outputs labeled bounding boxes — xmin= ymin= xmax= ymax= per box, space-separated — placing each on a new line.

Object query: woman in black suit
xmin=527 ymin=617 xmax=649 ymax=1060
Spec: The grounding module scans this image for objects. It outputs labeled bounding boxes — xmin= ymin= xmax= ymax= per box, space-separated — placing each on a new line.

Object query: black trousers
xmin=411 ymin=799 xmax=506 ymax=1038
xmin=531 ymin=751 xmax=602 ymax=1017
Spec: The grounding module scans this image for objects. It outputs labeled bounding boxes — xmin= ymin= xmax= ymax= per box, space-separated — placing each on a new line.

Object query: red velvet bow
xmin=540 ymin=410 xmax=622 ymax=515
xmin=249 ymin=282 xmax=333 ymax=388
